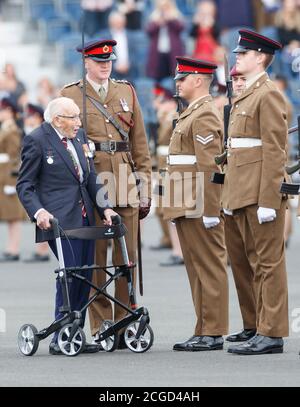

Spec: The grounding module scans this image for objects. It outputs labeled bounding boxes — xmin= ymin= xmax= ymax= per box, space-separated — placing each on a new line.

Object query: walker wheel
xmin=18 ymin=324 xmax=39 ymax=356
xmin=99 ymin=320 xmax=119 ymax=352
xmin=57 ymin=324 xmax=86 ymax=356
xmin=124 ymin=321 xmax=154 ymax=353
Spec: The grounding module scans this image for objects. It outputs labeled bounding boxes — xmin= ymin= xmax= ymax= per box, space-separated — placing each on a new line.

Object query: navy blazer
xmin=17 ymin=122 xmax=110 ymax=242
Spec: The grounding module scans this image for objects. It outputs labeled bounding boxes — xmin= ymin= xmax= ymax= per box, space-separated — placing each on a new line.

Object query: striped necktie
xmin=62 ymin=137 xmax=87 ymax=218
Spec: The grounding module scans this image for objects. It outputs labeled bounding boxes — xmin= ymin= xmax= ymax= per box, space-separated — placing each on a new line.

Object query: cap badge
xmin=103 ymin=45 xmax=110 ymax=53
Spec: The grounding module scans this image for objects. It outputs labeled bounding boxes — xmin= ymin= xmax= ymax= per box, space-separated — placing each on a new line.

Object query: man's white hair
xmin=44 ymin=97 xmax=78 ymax=123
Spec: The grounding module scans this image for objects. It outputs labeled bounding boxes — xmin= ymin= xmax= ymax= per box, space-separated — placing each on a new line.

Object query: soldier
xmin=164 ymin=57 xmax=228 ymax=351
xmin=223 ymin=66 xmax=258 ymax=342
xmin=223 ymin=30 xmax=289 ymax=355
xmin=61 ymin=39 xmax=152 ymax=346
xmin=0 ymin=97 xmax=24 ymax=262
xmin=152 ymin=84 xmax=184 ymax=266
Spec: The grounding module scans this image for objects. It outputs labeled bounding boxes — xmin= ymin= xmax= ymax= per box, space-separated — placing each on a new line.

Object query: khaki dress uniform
xmin=222 ymin=72 xmax=289 ymax=337
xmin=62 ymin=78 xmax=152 ymax=334
xmin=0 ymin=120 xmax=24 ymax=222
xmin=164 ymin=95 xmax=228 ymax=336
xmin=154 ymin=113 xmax=176 ymax=247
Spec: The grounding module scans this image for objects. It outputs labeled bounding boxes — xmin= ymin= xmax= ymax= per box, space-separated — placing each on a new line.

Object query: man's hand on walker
xmin=103 ymin=208 xmax=118 ymax=226
xmin=37 ymin=209 xmax=54 ymax=230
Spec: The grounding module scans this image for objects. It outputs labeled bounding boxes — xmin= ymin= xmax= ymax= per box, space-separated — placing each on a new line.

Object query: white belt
xmin=0 ymin=153 xmax=9 ymax=163
xmin=229 ymin=138 xmax=262 ymax=148
xmin=168 ymin=155 xmax=197 ymax=165
xmin=157 ymin=145 xmax=169 ymax=156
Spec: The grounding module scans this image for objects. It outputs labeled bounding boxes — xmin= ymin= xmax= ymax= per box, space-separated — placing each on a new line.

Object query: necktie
xmin=98 ymin=85 xmax=106 ymax=103
xmin=62 ymin=137 xmax=87 ymax=218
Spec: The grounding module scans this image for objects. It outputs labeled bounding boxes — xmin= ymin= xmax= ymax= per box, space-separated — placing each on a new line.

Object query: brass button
xmin=105 ymin=119 xmax=109 ymax=123
xmin=110 ymin=151 xmax=115 ymax=155
xmin=103 ymin=104 xmax=108 ymax=108
xmin=231 ymin=121 xmax=234 ymax=124
xmin=108 ymin=134 xmax=112 ymax=138
xmin=235 ymin=104 xmax=238 ymax=108
xmin=242 ymin=111 xmax=246 ymax=115
xmin=227 ymin=153 xmax=231 ymax=157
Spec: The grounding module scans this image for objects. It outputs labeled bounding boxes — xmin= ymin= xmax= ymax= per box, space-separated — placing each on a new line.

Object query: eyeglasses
xmin=57 ymin=114 xmax=81 ymax=121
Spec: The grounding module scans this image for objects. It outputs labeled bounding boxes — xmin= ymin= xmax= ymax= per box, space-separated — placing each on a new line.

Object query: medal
xmin=120 ymin=98 xmax=129 ymax=112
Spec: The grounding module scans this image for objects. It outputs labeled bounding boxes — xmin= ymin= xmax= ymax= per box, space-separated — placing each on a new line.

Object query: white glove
xmin=203 ymin=216 xmax=220 ymax=229
xmin=3 ymin=185 xmax=16 ymax=195
xmin=223 ymin=208 xmax=233 ymax=216
xmin=257 ymin=207 xmax=276 ymax=224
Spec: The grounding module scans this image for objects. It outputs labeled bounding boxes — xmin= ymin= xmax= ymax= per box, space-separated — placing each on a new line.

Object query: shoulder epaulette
xmin=63 ymin=80 xmax=80 ymax=88
xmin=112 ymin=78 xmax=131 ymax=85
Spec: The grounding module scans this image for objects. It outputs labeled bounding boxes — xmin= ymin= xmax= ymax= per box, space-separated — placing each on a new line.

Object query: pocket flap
xmin=236 ymin=147 xmax=263 ymax=166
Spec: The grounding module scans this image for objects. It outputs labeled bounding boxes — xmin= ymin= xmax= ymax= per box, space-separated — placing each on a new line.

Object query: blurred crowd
xmin=0 ymin=0 xmax=300 ymax=262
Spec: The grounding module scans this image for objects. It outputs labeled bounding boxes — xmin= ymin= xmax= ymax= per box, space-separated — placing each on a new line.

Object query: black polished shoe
xmin=83 ymin=343 xmax=102 ymax=353
xmin=49 ymin=341 xmax=102 ymax=355
xmin=49 ymin=342 xmax=63 ymax=355
xmin=173 ymin=335 xmax=223 ymax=351
xmin=150 ymin=243 xmax=172 ymax=251
xmin=23 ymin=253 xmax=50 ymax=263
xmin=0 ymin=252 xmax=19 ymax=262
xmin=160 ymin=255 xmax=184 ymax=267
xmin=228 ymin=334 xmax=283 ymax=355
xmin=226 ymin=328 xmax=256 ymax=342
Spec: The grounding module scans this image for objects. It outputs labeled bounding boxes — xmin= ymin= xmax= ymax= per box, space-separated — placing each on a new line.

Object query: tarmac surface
xmin=0 ymin=214 xmax=300 ymax=387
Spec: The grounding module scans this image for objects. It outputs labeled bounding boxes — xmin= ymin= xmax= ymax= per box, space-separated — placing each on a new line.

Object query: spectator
xmin=108 ymin=11 xmax=132 ymax=80
xmin=2 ymin=63 xmax=26 ymax=107
xmin=36 ymin=77 xmax=59 ymax=109
xmin=145 ymin=0 xmax=185 ymax=81
xmin=274 ymin=0 xmax=300 ymax=80
xmin=117 ymin=0 xmax=144 ymax=30
xmin=81 ymin=0 xmax=114 ymax=36
xmin=190 ymin=0 xmax=220 ymax=63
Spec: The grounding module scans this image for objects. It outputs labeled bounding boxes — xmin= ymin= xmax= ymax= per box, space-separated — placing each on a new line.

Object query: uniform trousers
xmin=224 ymin=213 xmax=258 ymax=329
xmin=232 ymin=203 xmax=289 ymax=337
xmin=175 ymin=215 xmax=228 ymax=336
xmin=88 ymin=206 xmax=139 ymax=336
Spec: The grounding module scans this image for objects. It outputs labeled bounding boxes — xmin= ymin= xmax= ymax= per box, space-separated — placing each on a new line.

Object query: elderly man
xmin=17 ymin=97 xmax=117 ymax=355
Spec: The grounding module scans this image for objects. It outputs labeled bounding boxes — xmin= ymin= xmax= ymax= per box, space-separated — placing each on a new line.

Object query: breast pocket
xmin=235 ymin=110 xmax=255 ymax=134
xmin=111 ymin=103 xmax=134 ymax=132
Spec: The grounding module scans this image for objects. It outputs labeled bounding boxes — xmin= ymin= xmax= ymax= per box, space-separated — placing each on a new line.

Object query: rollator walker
xmin=18 ymin=215 xmax=153 ymax=356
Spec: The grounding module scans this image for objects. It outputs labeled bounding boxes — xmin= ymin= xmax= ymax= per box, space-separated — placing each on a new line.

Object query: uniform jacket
xmin=222 ymin=73 xmax=288 ymax=211
xmin=164 ymin=95 xmax=223 ymax=220
xmin=0 ymin=119 xmax=24 ymax=221
xmin=17 ymin=123 xmax=110 ymax=242
xmin=61 ymin=78 xmax=152 ymax=207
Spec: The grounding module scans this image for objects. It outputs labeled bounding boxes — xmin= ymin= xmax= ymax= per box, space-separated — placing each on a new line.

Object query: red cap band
xmin=177 ymin=63 xmax=214 ymax=74
xmin=85 ymin=45 xmax=113 ymax=56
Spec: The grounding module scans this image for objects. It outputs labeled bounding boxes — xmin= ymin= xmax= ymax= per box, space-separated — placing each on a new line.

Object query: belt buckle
xmin=227 ymin=138 xmax=231 ymax=148
xmin=109 ymin=140 xmax=117 ymax=153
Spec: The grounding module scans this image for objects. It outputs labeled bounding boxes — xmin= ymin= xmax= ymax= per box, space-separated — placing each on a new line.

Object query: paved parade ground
xmin=0 ymin=214 xmax=300 ymax=388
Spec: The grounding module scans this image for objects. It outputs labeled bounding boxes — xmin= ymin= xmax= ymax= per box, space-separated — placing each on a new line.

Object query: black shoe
xmin=173 ymin=335 xmax=223 ymax=351
xmin=160 ymin=255 xmax=184 ymax=267
xmin=227 ymin=334 xmax=283 ymax=355
xmin=49 ymin=342 xmax=63 ymax=355
xmin=226 ymin=329 xmax=256 ymax=342
xmin=49 ymin=341 xmax=102 ymax=355
xmin=150 ymin=243 xmax=172 ymax=251
xmin=24 ymin=253 xmax=50 ymax=263
xmin=0 ymin=252 xmax=19 ymax=262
